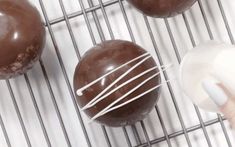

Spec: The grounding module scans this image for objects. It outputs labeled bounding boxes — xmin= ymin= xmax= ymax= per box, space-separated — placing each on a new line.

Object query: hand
xmin=203 ymin=78 xmax=235 ymax=129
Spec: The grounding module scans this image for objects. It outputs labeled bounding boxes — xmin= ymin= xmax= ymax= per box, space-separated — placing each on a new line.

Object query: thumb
xmin=202 ymin=77 xmax=235 ymax=129
xmin=202 ymin=77 xmax=229 ymax=106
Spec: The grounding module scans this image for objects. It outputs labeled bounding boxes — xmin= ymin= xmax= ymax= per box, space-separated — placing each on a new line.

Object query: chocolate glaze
xmin=0 ymin=0 xmax=45 ymax=79
xmin=128 ymin=0 xmax=196 ymax=17
xmin=74 ymin=40 xmax=161 ymax=127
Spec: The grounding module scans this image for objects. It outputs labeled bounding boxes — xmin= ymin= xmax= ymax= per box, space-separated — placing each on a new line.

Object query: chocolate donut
xmin=0 ymin=0 xmax=45 ymax=79
xmin=74 ymin=40 xmax=162 ymax=126
xmin=128 ymin=0 xmax=196 ymax=17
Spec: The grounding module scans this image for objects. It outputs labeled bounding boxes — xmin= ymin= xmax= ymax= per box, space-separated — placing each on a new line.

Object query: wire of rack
xmin=0 ymin=0 xmax=234 ymax=147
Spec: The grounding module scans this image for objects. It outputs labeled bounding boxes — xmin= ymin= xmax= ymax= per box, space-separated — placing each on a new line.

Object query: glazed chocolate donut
xmin=128 ymin=0 xmax=196 ymax=17
xmin=74 ymin=40 xmax=162 ymax=126
xmin=0 ymin=0 xmax=45 ymax=79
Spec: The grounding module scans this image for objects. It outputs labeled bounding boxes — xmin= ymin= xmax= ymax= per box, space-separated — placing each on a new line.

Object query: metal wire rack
xmin=0 ymin=0 xmax=235 ymax=147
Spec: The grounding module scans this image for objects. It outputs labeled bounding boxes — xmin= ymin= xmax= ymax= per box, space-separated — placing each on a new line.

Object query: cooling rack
xmin=0 ymin=0 xmax=235 ymax=146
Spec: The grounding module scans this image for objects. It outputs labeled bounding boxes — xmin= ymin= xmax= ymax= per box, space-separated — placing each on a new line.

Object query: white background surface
xmin=0 ymin=0 xmax=235 ymax=146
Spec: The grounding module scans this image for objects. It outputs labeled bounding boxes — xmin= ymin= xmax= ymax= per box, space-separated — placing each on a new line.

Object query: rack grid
xmin=0 ymin=0 xmax=235 ymax=147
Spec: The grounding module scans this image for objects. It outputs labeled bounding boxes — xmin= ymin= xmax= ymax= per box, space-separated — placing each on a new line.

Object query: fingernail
xmin=202 ymin=77 xmax=228 ymax=106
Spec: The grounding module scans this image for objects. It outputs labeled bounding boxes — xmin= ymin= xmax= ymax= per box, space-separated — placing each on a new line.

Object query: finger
xmin=202 ymin=78 xmax=235 ymax=129
xmin=202 ymin=78 xmax=228 ymax=106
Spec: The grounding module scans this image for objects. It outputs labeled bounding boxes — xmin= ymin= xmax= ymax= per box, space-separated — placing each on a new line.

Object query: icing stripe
xmin=90 ymin=70 xmax=163 ymax=121
xmin=80 ymin=55 xmax=152 ymax=110
xmin=89 ymin=80 xmax=170 ymax=122
xmin=82 ymin=64 xmax=172 ymax=110
xmin=76 ymin=52 xmax=150 ymax=96
xmin=81 ymin=65 xmax=158 ymax=110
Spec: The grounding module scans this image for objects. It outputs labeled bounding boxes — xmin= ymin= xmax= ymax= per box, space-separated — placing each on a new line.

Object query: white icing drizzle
xmin=76 ymin=50 xmax=173 ymax=122
xmin=76 ymin=52 xmax=150 ymax=96
xmin=89 ymin=74 xmax=170 ymax=121
xmin=89 ymin=81 xmax=170 ymax=123
xmin=82 ymin=64 xmax=172 ymax=110
xmin=81 ymin=66 xmax=158 ymax=110
xmin=80 ymin=55 xmax=151 ymax=110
